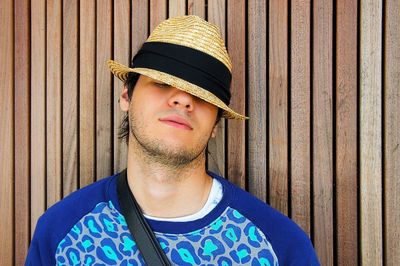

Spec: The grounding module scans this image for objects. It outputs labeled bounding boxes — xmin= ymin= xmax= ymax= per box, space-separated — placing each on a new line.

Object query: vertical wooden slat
xmin=14 ymin=0 xmax=30 ymax=263
xmin=150 ymin=0 xmax=167 ymax=31
xmin=248 ymin=0 xmax=267 ymax=202
xmin=30 ymin=0 xmax=46 ymax=237
xmin=269 ymin=0 xmax=289 ymax=213
xmin=207 ymin=0 xmax=226 ymax=176
xmin=132 ymin=0 xmax=149 ymax=53
xmin=96 ymin=0 xmax=112 ymax=179
xmin=336 ymin=0 xmax=358 ymax=264
xmin=79 ymin=0 xmax=96 ymax=187
xmin=0 ymin=0 xmax=14 ymax=263
xmin=360 ymin=0 xmax=383 ymax=265
xmin=130 ymin=0 xmax=149 ymax=166
xmin=63 ymin=0 xmax=79 ymax=196
xmin=46 ymin=0 xmax=62 ymax=207
xmin=290 ymin=0 xmax=311 ymax=234
xmin=13 ymin=2 xmax=400 ymax=263
xmin=188 ymin=0 xmax=205 ymax=18
xmin=227 ymin=1 xmax=246 ymax=188
xmin=313 ymin=1 xmax=333 ymax=264
xmin=168 ymin=0 xmax=186 ymax=17
xmin=384 ymin=0 xmax=400 ymax=264
xmin=113 ymin=0 xmax=130 ymax=172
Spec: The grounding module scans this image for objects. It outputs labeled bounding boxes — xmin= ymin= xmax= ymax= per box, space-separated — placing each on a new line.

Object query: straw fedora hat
xmin=108 ymin=15 xmax=248 ymax=120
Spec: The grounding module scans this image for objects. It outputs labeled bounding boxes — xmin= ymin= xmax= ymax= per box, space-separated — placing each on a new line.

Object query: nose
xmin=167 ymin=88 xmax=194 ymax=112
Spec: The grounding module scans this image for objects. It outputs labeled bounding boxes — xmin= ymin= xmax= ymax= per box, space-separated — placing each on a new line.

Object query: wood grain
xmin=63 ymin=0 xmax=79 ymax=196
xmin=248 ymin=0 xmax=267 ymax=202
xmin=207 ymin=0 xmax=226 ymax=176
xmin=46 ymin=0 xmax=62 ymax=207
xmin=290 ymin=0 xmax=311 ymax=235
xmin=188 ymin=0 xmax=205 ymax=18
xmin=79 ymin=0 xmax=96 ymax=187
xmin=132 ymin=0 xmax=149 ymax=53
xmin=30 ymin=0 xmax=46 ymax=237
xmin=384 ymin=0 xmax=400 ymax=264
xmin=5 ymin=1 xmax=400 ymax=263
xmin=336 ymin=0 xmax=358 ymax=264
xmin=113 ymin=0 xmax=130 ymax=173
xmin=96 ymin=0 xmax=113 ymax=180
xmin=360 ymin=0 xmax=383 ymax=265
xmin=168 ymin=0 xmax=186 ymax=17
xmin=150 ymin=0 xmax=167 ymax=31
xmin=227 ymin=1 xmax=246 ymax=189
xmin=269 ymin=0 xmax=289 ymax=213
xmin=14 ymin=0 xmax=30 ymax=263
xmin=0 ymin=0 xmax=14 ymax=263
xmin=312 ymin=1 xmax=333 ymax=264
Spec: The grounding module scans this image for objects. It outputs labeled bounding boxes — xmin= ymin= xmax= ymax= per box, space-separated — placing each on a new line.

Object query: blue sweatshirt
xmin=26 ymin=171 xmax=320 ymax=265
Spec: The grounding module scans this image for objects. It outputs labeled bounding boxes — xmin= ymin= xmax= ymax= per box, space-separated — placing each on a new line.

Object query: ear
xmin=119 ymin=86 xmax=130 ymax=112
xmin=211 ymin=123 xmax=218 ymax=138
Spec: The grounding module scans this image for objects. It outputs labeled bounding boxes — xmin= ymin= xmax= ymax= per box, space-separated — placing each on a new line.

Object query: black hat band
xmin=131 ymin=42 xmax=232 ymax=105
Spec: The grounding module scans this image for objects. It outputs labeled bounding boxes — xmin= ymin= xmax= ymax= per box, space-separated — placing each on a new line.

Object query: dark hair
xmin=118 ymin=73 xmax=223 ymax=144
xmin=118 ymin=73 xmax=140 ymax=144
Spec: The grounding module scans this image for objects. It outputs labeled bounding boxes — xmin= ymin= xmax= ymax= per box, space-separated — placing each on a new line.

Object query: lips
xmin=159 ymin=115 xmax=193 ymax=130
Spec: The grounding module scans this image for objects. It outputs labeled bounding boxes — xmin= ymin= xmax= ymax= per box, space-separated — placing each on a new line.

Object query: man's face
xmin=123 ymin=75 xmax=218 ymax=167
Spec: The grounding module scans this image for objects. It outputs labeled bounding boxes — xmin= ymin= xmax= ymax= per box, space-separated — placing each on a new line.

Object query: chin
xmin=160 ymin=131 xmax=192 ymax=142
xmin=162 ymin=139 xmax=191 ymax=150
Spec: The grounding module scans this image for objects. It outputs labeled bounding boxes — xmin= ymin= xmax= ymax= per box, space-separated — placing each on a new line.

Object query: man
xmin=26 ymin=15 xmax=319 ymax=265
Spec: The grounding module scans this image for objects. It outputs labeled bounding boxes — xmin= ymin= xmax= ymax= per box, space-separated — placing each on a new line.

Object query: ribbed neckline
xmin=108 ymin=171 xmax=235 ymax=234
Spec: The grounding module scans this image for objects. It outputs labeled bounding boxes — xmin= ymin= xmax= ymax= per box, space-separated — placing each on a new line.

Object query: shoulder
xmin=35 ymin=174 xmax=117 ymax=237
xmin=212 ymin=173 xmax=320 ymax=265
xmin=26 ymin=173 xmax=118 ymax=264
xmin=39 ymin=174 xmax=116 ymax=233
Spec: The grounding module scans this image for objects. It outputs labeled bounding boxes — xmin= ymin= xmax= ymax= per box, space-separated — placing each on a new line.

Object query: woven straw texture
xmin=147 ymin=15 xmax=232 ymax=71
xmin=108 ymin=15 xmax=247 ymax=120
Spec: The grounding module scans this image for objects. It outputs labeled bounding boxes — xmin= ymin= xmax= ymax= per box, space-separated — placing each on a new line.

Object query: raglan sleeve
xmin=307 ymin=248 xmax=321 ymax=266
xmin=265 ymin=216 xmax=321 ymax=265
xmin=25 ymin=235 xmax=43 ymax=265
xmin=25 ymin=216 xmax=56 ymax=266
xmin=228 ymin=184 xmax=321 ymax=265
xmin=288 ymin=234 xmax=320 ymax=266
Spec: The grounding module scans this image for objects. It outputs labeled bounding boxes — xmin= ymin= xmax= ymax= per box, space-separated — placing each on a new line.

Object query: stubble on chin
xmin=128 ymin=109 xmax=210 ymax=170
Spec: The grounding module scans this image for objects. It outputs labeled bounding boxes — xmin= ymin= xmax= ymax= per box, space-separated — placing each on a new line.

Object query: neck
xmin=126 ymin=137 xmax=212 ymax=218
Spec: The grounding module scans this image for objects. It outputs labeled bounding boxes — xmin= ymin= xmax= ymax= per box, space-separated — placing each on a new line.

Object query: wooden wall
xmin=0 ymin=0 xmax=399 ymax=265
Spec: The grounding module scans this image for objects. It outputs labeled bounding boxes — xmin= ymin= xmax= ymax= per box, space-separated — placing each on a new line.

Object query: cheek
xmin=135 ymin=91 xmax=168 ymax=113
xmin=197 ymin=114 xmax=218 ymax=137
xmin=197 ymin=104 xmax=218 ymax=124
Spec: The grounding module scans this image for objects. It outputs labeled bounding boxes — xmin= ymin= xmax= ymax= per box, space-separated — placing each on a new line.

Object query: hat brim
xmin=108 ymin=60 xmax=248 ymax=120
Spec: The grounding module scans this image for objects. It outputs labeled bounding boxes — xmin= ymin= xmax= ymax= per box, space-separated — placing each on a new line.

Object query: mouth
xmin=159 ymin=115 xmax=193 ymax=130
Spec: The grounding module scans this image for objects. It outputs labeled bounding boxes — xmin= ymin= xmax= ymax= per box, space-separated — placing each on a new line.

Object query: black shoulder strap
xmin=116 ymin=169 xmax=171 ymax=266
